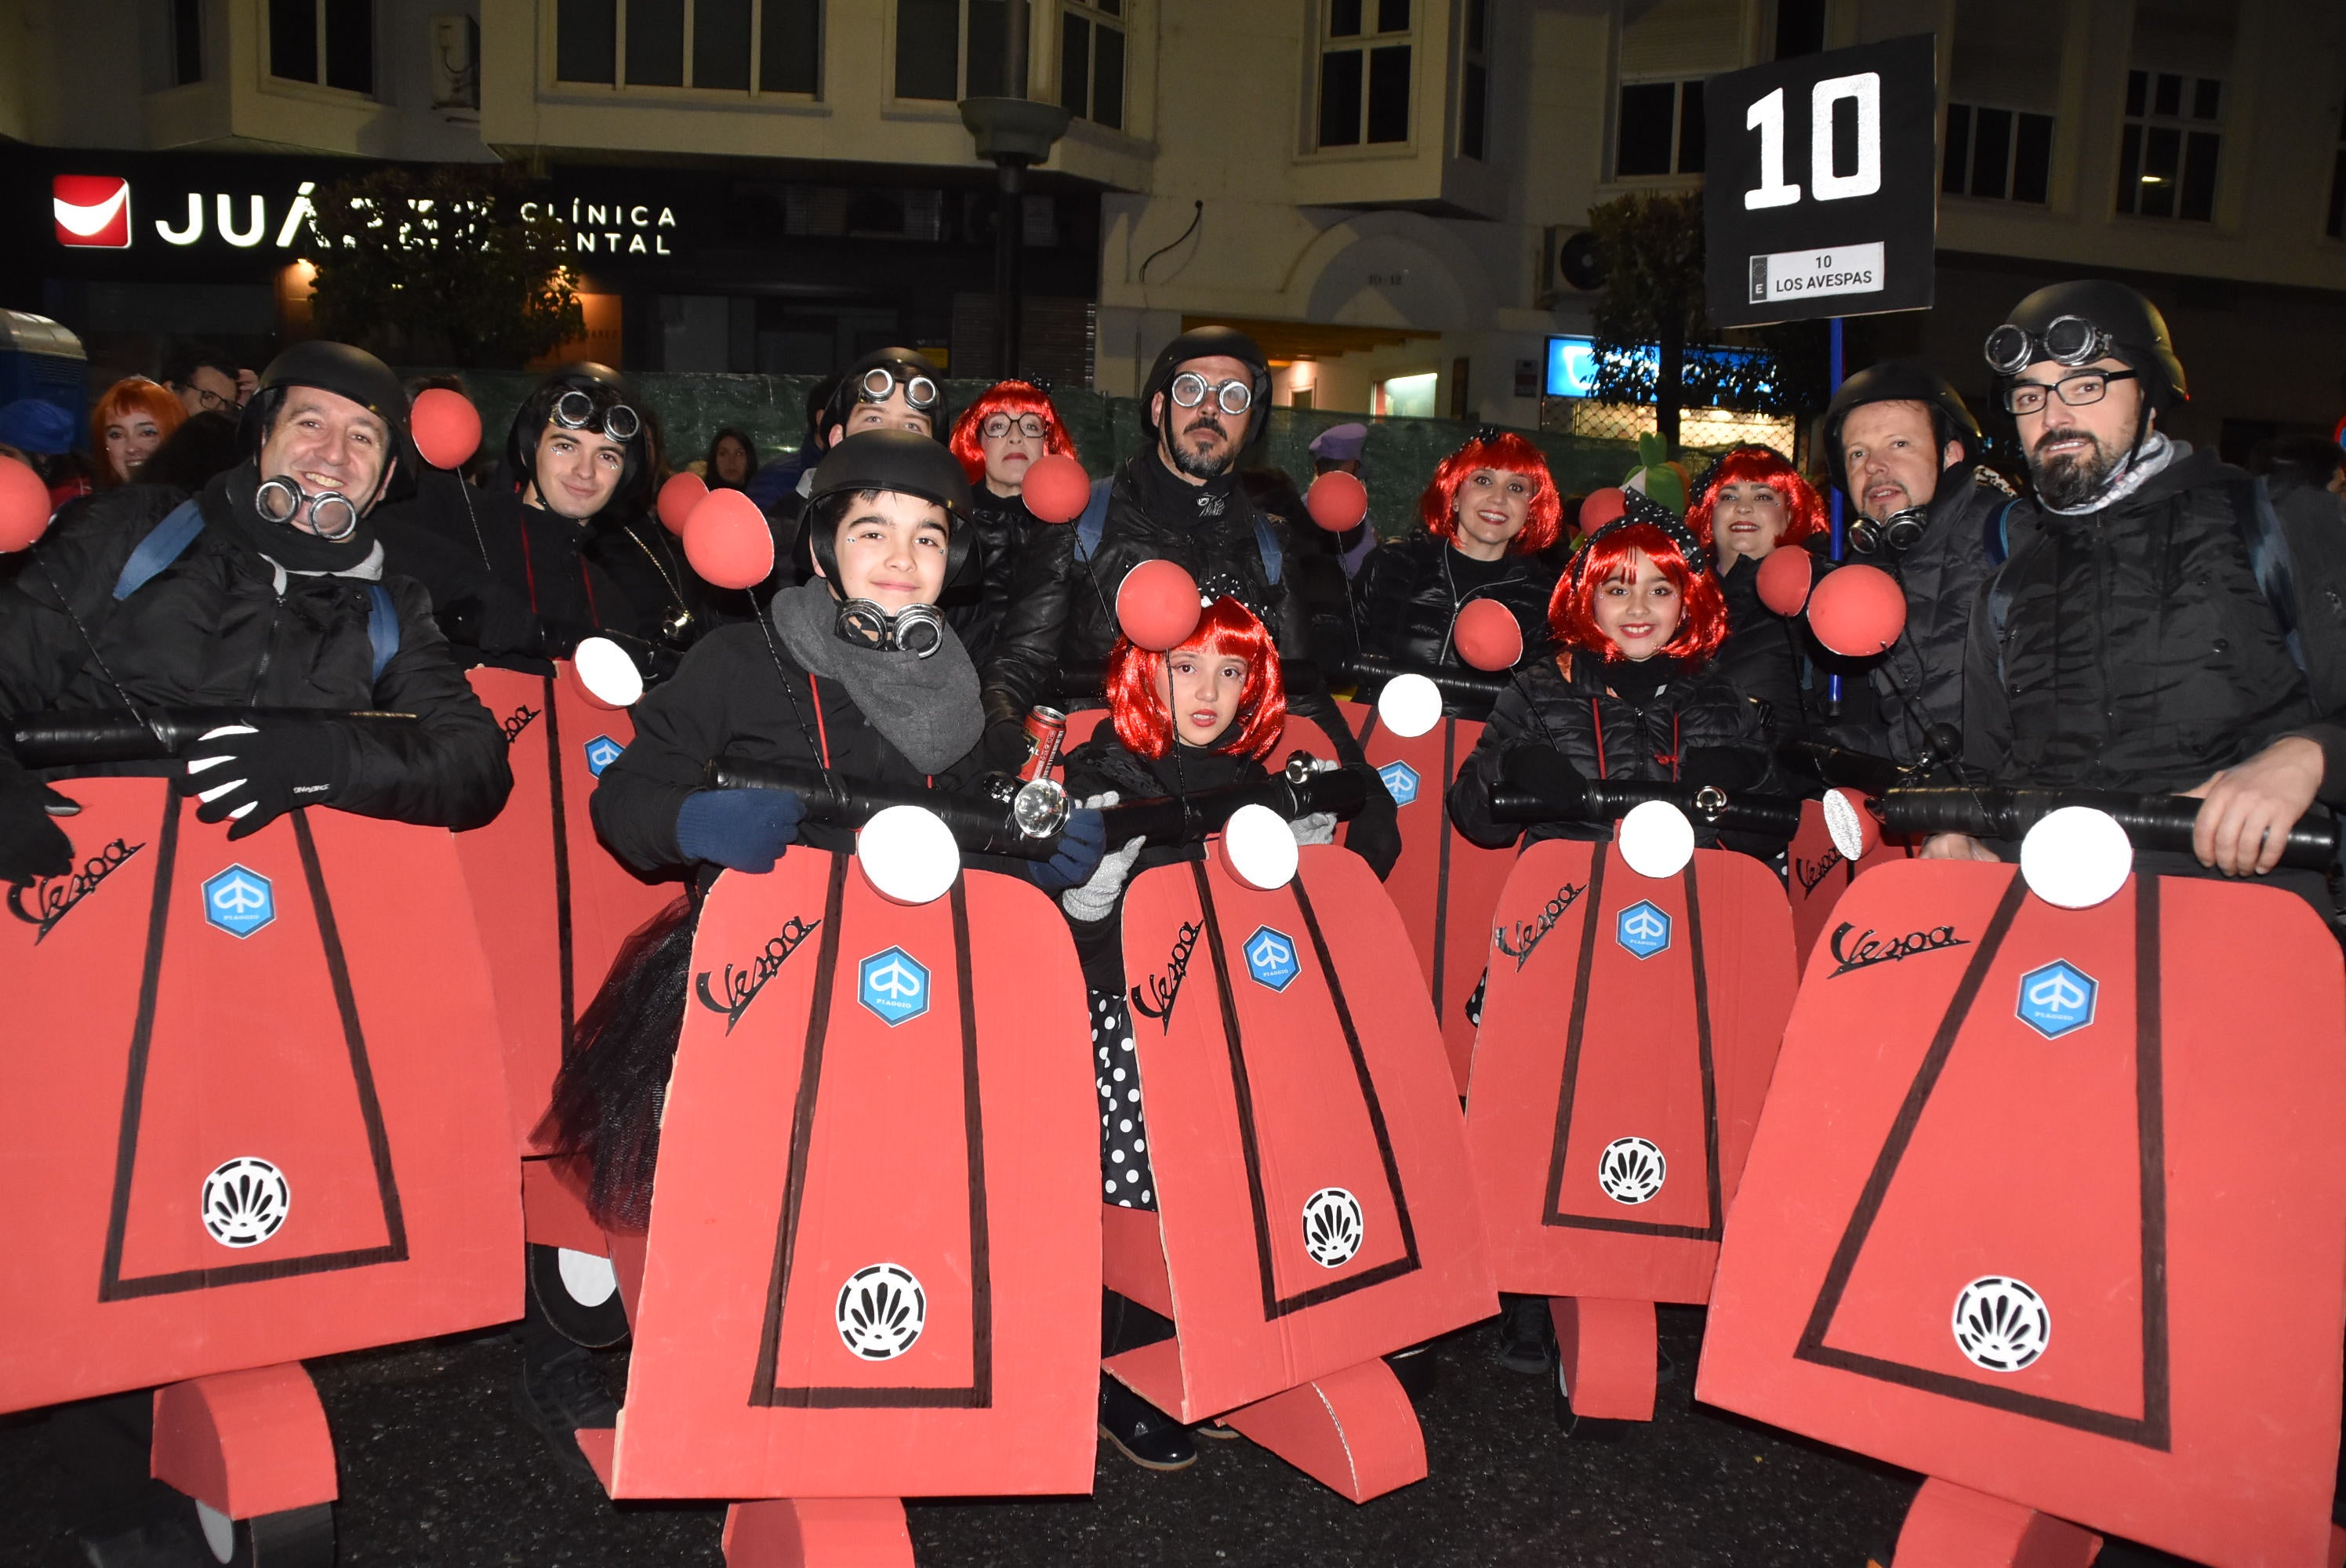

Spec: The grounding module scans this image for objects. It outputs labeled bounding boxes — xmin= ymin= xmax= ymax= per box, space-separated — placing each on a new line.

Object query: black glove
xmin=1677 ymin=746 xmax=1763 ymax=792
xmin=1498 ymin=742 xmax=1586 ymax=804
xmin=172 ymin=723 xmax=352 ymax=840
xmin=1343 ymin=770 xmax=1403 ymax=880
xmin=980 ymin=717 xmax=1033 ymax=775
xmin=1029 ymin=808 xmax=1107 ymax=893
xmin=0 ymin=768 xmax=76 ymax=886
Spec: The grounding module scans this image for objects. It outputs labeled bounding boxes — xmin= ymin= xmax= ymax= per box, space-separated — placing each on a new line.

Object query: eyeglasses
xmin=1983 ymin=314 xmax=2116 ymax=376
xmin=181 ymin=383 xmax=236 ymax=414
xmin=551 ymin=389 xmax=642 ymax=442
xmin=981 ymin=414 xmax=1048 ymax=441
xmin=858 ymin=366 xmax=939 ymax=411
xmin=2002 ymin=368 xmax=2137 ymax=416
xmin=1169 ymin=372 xmax=1253 ymax=416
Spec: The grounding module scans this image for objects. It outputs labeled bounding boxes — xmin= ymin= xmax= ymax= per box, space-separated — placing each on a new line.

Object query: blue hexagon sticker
xmin=1244 ymin=926 xmax=1301 ymax=992
xmin=583 ymin=735 xmax=625 ymax=778
xmin=858 ymin=946 xmax=931 ymax=1026
xmin=202 ymin=866 xmax=276 ymax=939
xmin=1376 ymin=760 xmax=1421 ymax=808
xmin=1615 ymin=899 xmax=1672 ymax=960
xmin=2017 ymin=960 xmax=2097 ymax=1039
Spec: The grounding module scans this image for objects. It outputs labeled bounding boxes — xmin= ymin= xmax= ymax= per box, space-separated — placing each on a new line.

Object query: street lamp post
xmin=959 ymin=0 xmax=1069 ymax=380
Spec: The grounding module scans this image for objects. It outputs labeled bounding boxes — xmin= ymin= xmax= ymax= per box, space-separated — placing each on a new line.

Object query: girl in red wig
xmin=944 ymin=379 xmax=1080 ymax=666
xmin=90 ymin=377 xmax=184 ymax=488
xmin=1351 ymin=429 xmax=1563 ymax=688
xmin=1450 ymin=486 xmax=1777 ymax=855
xmin=1053 ymin=593 xmax=1325 ymax=1472
xmin=1682 ymin=443 xmax=1825 ymax=732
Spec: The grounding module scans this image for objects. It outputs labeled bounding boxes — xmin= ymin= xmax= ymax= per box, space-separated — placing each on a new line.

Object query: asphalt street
xmin=0 ymin=1305 xmax=1930 ymax=1566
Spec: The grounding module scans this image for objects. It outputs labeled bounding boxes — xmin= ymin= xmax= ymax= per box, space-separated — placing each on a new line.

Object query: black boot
xmin=1495 ymin=1294 xmax=1556 ymax=1374
xmin=1099 ymin=1374 xmax=1197 ymax=1471
xmin=1385 ymin=1343 xmax=1440 ymax=1403
xmin=513 ymin=1315 xmax=619 ymax=1481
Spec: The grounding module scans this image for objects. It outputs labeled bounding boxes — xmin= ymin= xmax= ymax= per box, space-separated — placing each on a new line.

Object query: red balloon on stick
xmin=1020 ymin=453 xmax=1091 ymax=524
xmin=657 ymin=470 xmax=708 ymax=536
xmin=1452 ymin=598 xmax=1523 ymax=672
xmin=1116 ymin=560 xmax=1203 ymax=652
xmin=1805 ymin=562 xmax=1908 ymax=656
xmin=1755 ymin=546 xmax=1816 ymax=616
xmin=683 ymin=488 xmax=776 ymax=591
xmin=1577 ymin=487 xmax=1628 ymax=533
xmin=409 ymin=388 xmax=481 ymax=470
xmin=0 ymin=455 xmax=52 ymax=553
xmin=1305 ymin=470 xmax=1369 ymax=533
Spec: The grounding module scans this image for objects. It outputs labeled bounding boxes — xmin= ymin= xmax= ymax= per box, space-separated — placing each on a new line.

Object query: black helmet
xmin=1141 ymin=325 xmax=1271 ymax=438
xmin=1983 ymin=280 xmax=2188 ymax=409
xmin=506 ymin=364 xmax=651 ymax=515
xmin=246 ymin=341 xmax=410 ymax=447
xmin=804 ymin=428 xmax=979 ymax=586
xmin=1819 ymin=359 xmax=1983 ymax=494
xmin=816 ymin=348 xmax=950 ymax=448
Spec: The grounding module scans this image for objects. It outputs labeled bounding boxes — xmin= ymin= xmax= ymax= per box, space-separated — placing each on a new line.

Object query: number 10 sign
xmin=1702 ymin=34 xmax=1939 ymax=328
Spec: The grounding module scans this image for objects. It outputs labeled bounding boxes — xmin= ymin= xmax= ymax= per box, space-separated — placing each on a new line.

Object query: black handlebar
xmin=9 ymin=710 xmax=419 ymax=770
xmin=1878 ymin=786 xmax=2341 ymax=871
xmin=704 ymin=759 xmax=1062 ymax=860
xmin=1096 ymin=754 xmax=1368 ymax=846
xmin=1778 ymin=739 xmax=1908 ymax=800
xmin=1490 ymin=780 xmax=1805 ymax=838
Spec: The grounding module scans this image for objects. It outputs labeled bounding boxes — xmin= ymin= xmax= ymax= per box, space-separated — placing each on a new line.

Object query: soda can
xmin=1018 ymin=706 xmax=1067 ymax=782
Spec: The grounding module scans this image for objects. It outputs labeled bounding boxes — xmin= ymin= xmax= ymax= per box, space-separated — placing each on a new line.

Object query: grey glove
xmin=1289 ymin=811 xmax=1338 ymax=847
xmin=1059 ymin=793 xmax=1141 ymax=923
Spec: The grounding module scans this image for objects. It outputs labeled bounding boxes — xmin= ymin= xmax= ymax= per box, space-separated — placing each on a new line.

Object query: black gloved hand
xmin=980 ymin=717 xmax=1033 ymax=775
xmin=0 ymin=769 xmax=76 ymax=886
xmin=172 ymin=723 xmax=353 ymax=840
xmin=1498 ymin=742 xmax=1586 ymax=804
xmin=1343 ymin=771 xmax=1403 ymax=880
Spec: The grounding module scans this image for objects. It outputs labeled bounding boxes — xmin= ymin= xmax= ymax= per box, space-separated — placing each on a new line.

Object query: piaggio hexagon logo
xmin=858 ymin=946 xmax=931 ymax=1026
xmin=1244 ymin=926 xmax=1301 ymax=991
xmin=202 ymin=866 xmax=276 ymax=938
xmin=583 ymin=735 xmax=625 ymax=777
xmin=1375 ymin=760 xmax=1420 ymax=808
xmin=1615 ymin=899 xmax=1671 ymax=960
xmin=2017 ymin=960 xmax=2096 ymax=1039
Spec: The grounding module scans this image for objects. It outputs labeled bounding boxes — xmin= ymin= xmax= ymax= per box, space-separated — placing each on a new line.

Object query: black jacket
xmin=1711 ymin=551 xmax=1808 ymax=742
xmin=1447 ymin=649 xmax=1775 ymax=852
xmin=947 ymin=485 xmax=1045 ymax=670
xmin=1850 ymin=465 xmax=2010 ymax=761
xmin=590 ymin=622 xmax=985 ymax=879
xmin=1964 ymin=446 xmax=2346 ymax=805
xmin=1349 ymin=530 xmax=1557 ymax=688
xmin=0 ymin=477 xmax=510 ymax=830
xmin=373 ymin=485 xmax=657 ymax=656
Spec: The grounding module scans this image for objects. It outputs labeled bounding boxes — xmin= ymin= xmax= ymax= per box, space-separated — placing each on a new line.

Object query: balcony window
xmin=271 ymin=0 xmax=374 ymax=95
xmin=172 ymin=0 xmax=203 ymax=85
xmin=1615 ymin=78 xmax=1704 ymax=178
xmin=1318 ymin=0 xmax=1412 ymax=149
xmin=1060 ymin=0 xmax=1124 ymax=132
xmin=1458 ymin=0 xmax=1487 ymax=160
xmin=1944 ymin=103 xmax=2054 ymax=203
xmin=895 ymin=0 xmax=1026 ymax=102
xmin=2116 ymin=68 xmax=2221 ymax=222
xmin=554 ymin=0 xmax=821 ymax=93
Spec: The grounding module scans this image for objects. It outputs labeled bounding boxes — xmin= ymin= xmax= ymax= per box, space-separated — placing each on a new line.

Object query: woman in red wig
xmin=945 ymin=379 xmax=1079 ymax=666
xmin=1683 ymin=444 xmax=1828 ymax=733
xmin=90 ymin=377 xmax=185 ymax=488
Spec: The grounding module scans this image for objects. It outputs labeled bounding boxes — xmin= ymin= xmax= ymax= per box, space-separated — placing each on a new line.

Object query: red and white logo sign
xmin=53 ymin=175 xmax=132 ymax=249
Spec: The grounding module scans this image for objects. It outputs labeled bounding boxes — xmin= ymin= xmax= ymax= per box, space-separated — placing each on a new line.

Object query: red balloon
xmin=683 ymin=488 xmax=776 ymax=592
xmin=1020 ymin=453 xmax=1091 ymax=524
xmin=409 ymin=387 xmax=481 ymax=470
xmin=0 ymin=455 xmax=52 ymax=553
xmin=1755 ymin=546 xmax=1816 ymax=616
xmin=1305 ymin=470 xmax=1369 ymax=533
xmin=1806 ymin=562 xmax=1908 ymax=657
xmin=657 ymin=470 xmax=708 ymax=535
xmin=1116 ymin=560 xmax=1203 ymax=652
xmin=1578 ymin=487 xmax=1627 ymax=532
xmin=1452 ymin=598 xmax=1523 ymax=672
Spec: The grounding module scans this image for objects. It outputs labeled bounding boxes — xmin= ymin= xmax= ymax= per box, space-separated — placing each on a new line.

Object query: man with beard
xmin=1923 ymin=281 xmax=2346 ymax=909
xmin=981 ymin=325 xmax=1400 ymax=875
xmin=1820 ymin=361 xmax=2009 ymax=762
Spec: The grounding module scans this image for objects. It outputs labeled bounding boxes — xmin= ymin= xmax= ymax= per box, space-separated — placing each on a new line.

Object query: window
xmin=171 ymin=0 xmax=203 ymax=85
xmin=2117 ymin=68 xmax=2220 ymax=221
xmin=895 ymin=0 xmax=1026 ymax=102
xmin=1318 ymin=0 xmax=1413 ymax=149
xmin=1944 ymin=103 xmax=2053 ymax=202
xmin=270 ymin=0 xmax=373 ymax=94
xmin=1458 ymin=0 xmax=1487 ymax=160
xmin=1773 ymin=0 xmax=1825 ymax=60
xmin=554 ymin=0 xmax=821 ymax=93
xmin=1615 ymin=78 xmax=1704 ymax=177
xmin=1061 ymin=0 xmax=1124 ymax=131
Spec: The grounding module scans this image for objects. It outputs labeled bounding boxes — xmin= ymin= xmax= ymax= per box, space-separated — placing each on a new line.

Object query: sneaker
xmin=1495 ymin=1294 xmax=1556 ymax=1374
xmin=1099 ymin=1375 xmax=1197 ymax=1471
xmin=74 ymin=1497 xmax=210 ymax=1568
xmin=1552 ymin=1364 xmax=1633 ymax=1443
xmin=513 ymin=1345 xmax=619 ymax=1480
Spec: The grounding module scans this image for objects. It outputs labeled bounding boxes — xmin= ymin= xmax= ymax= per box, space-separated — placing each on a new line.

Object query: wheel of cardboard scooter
xmin=191 ymin=1499 xmax=335 ymax=1567
xmin=527 ymin=1242 xmax=632 ymax=1348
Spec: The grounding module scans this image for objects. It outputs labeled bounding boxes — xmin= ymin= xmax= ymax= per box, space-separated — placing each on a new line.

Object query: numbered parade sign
xmin=1703 ymin=34 xmax=1939 ymax=327
xmin=597 ymin=852 xmax=1100 ymax=1501
xmin=1346 ymin=700 xmax=1517 ymax=1092
xmin=457 ymin=664 xmax=677 ymax=1152
xmin=1698 ymin=862 xmax=2346 ymax=1568
xmin=1108 ymin=845 xmax=1497 ymax=1423
xmin=1465 ymin=840 xmax=1795 ymax=1305
xmin=1 ymin=782 xmax=520 ymax=1414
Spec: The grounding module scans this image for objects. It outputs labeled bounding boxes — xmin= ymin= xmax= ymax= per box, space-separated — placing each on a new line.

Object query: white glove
xmin=1290 ymin=811 xmax=1338 ymax=847
xmin=1061 ymin=834 xmax=1147 ymax=923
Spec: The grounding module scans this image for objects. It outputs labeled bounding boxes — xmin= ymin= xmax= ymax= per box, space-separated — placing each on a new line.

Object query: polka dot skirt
xmin=1091 ymin=989 xmax=1155 ymax=1210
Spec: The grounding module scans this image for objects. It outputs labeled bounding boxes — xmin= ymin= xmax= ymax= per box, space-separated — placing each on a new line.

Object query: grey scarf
xmin=2039 ymin=430 xmax=2181 ymax=516
xmin=770 ymin=579 xmax=982 ymax=774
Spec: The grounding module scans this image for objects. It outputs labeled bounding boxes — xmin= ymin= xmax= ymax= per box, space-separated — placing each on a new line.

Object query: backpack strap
xmin=1254 ymin=513 xmax=1284 ymax=586
xmin=365 ymin=583 xmax=401 ymax=684
xmin=111 ymin=499 xmax=208 ymax=601
xmin=1073 ymin=477 xmax=1114 ymax=563
xmin=1981 ymin=495 xmax=2017 ymax=568
xmin=2229 ymin=476 xmax=2305 ymax=674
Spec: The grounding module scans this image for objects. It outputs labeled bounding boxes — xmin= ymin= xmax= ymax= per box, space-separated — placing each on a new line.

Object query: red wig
xmin=90 ymin=377 xmax=185 ymax=489
xmin=1106 ymin=596 xmax=1288 ymax=764
xmin=1686 ymin=444 xmax=1828 ymax=554
xmin=1418 ymin=431 xmax=1562 ymax=555
xmin=947 ymin=379 xmax=1077 ymax=486
xmin=1549 ymin=523 xmax=1729 ymax=666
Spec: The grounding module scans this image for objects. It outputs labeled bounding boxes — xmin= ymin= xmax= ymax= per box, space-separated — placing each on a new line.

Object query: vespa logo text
xmin=1494 ymin=880 xmax=1585 ymax=971
xmin=501 ymin=703 xmax=541 ymax=747
xmin=1131 ymin=918 xmax=1201 ymax=1034
xmin=1826 ymin=921 xmax=1969 ymax=978
xmin=1793 ymin=844 xmax=1846 ymax=895
xmin=9 ymin=838 xmax=144 ymax=943
xmin=694 ymin=916 xmax=821 ymax=1033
